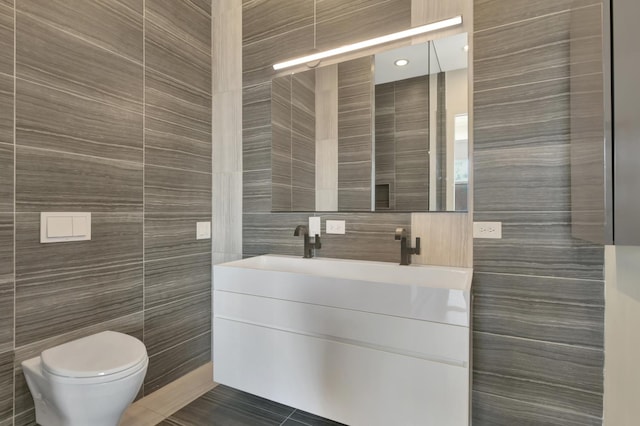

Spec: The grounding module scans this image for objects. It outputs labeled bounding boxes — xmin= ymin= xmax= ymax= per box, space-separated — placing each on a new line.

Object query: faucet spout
xmin=395 ymin=228 xmax=421 ymax=265
xmin=294 ymin=225 xmax=321 ymax=258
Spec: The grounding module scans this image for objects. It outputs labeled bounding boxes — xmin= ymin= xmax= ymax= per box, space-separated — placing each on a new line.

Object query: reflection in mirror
xmin=271 ymin=32 xmax=469 ymax=213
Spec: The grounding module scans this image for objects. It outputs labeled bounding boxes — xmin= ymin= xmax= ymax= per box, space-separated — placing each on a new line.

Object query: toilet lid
xmin=41 ymin=331 xmax=147 ymax=379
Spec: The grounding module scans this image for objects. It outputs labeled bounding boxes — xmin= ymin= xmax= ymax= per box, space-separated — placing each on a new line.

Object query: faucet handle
xmin=395 ymin=227 xmax=406 ymax=240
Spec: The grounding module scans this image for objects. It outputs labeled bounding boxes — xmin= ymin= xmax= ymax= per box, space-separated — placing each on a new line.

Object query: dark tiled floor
xmin=160 ymin=385 xmax=345 ymax=426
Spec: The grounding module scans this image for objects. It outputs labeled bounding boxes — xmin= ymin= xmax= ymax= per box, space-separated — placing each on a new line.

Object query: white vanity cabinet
xmin=213 ymin=255 xmax=472 ymax=426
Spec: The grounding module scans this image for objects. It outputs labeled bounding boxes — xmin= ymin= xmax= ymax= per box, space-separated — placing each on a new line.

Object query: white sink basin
xmin=214 ymin=254 xmax=473 ymax=327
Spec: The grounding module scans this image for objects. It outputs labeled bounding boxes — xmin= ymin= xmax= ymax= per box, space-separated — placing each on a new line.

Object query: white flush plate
xmin=41 ymin=212 xmax=91 ymax=243
xmin=197 ymin=221 xmax=211 ymax=240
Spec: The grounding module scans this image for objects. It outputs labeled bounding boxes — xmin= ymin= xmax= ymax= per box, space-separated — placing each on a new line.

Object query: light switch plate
xmin=326 ymin=220 xmax=346 ymax=234
xmin=41 ymin=212 xmax=91 ymax=243
xmin=309 ymin=217 xmax=321 ymax=236
xmin=196 ymin=221 xmax=211 ymax=240
xmin=473 ymin=221 xmax=502 ymax=239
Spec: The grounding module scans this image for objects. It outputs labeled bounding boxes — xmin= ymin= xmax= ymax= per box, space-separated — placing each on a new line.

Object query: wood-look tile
xmin=337 ymin=188 xmax=371 ymax=212
xmin=15 ymin=211 xmax=141 ymax=279
xmin=0 ymin=2 xmax=12 ymax=76
xmin=338 ymin=108 xmax=372 ymax=139
xmin=145 ymin=253 xmax=211 ymax=309
xmin=0 ymin=350 xmax=12 ymax=424
xmin=145 ymin=331 xmax=211 ymax=394
xmin=473 ymin=272 xmax=604 ymax=307
xmin=474 ymin=145 xmax=570 ymax=212
xmin=17 ymin=0 xmax=143 ymax=63
xmin=474 ymin=371 xmax=603 ymax=420
xmin=474 ymin=0 xmax=601 ymax=32
xmin=0 ymin=245 xmax=12 ymax=352
xmin=473 ymin=331 xmax=603 ymax=394
xmin=292 ymin=133 xmax=315 ymax=166
xmin=145 ymin=19 xmax=211 ymax=96
xmin=244 ymin=124 xmax=271 ymax=171
xmin=0 ymin=143 xmax=12 ymax=213
xmin=144 ymin=127 xmax=211 ymax=174
xmin=243 ymin=169 xmax=272 ymax=213
xmin=212 ymin=91 xmax=242 ymax=173
xmin=271 ymin=184 xmax=292 ymax=212
xmin=17 ymin=12 xmax=143 ymax=113
xmin=289 ymin=409 xmax=346 ymax=426
xmin=212 ymin=172 xmax=243 ymax=254
xmin=144 ymin=213 xmax=212 ymax=261
xmin=338 ymin=161 xmax=371 ymax=189
xmin=474 ymin=294 xmax=603 ymax=348
xmin=16 ymin=80 xmax=143 ymax=162
xmin=242 ymin=0 xmax=313 ymax=46
xmin=474 ymin=78 xmax=570 ymax=151
xmin=119 ymin=403 xmax=167 ymax=426
xmin=13 ymin=409 xmax=35 ymax=426
xmin=144 ymin=165 xmax=211 ymax=214
xmin=291 ymin=186 xmax=315 ymax=212
xmin=144 ymin=293 xmax=210 ymax=357
xmin=14 ymin=312 xmax=143 ymax=416
xmin=474 ymin=7 xmax=602 ymax=92
xmin=243 ymin=82 xmax=271 ymax=130
xmin=473 ymin=211 xmax=604 ymax=280
xmin=316 ymin=0 xmax=410 ymax=50
xmin=316 ymin=0 xmax=392 ymax=23
xmin=145 ymin=68 xmax=212 ymax=138
xmin=317 ymin=213 xmax=411 ymax=263
xmin=212 ymin=0 xmax=241 ymax=93
xmin=472 ymin=390 xmax=602 ymax=426
xmin=243 ymin=213 xmax=313 ymax=257
xmin=0 ymin=418 xmax=12 ymax=426
xmin=0 ymin=74 xmax=11 ymax=148
xmin=15 ymin=261 xmax=143 ymax=347
xmin=167 ymin=385 xmax=293 ymax=426
xmin=242 ymin=25 xmax=314 ymax=87
xmin=16 ymin=146 xmax=143 ymax=213
xmin=146 ymin=0 xmax=211 ymax=55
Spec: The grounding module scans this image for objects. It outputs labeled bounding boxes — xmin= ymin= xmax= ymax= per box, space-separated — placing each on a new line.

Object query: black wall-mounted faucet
xmin=294 ymin=225 xmax=322 ymax=258
xmin=395 ymin=227 xmax=420 ymax=265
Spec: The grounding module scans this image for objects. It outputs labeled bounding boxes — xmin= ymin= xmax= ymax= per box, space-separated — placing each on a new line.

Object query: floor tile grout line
xmin=279 ymin=409 xmax=296 ymax=425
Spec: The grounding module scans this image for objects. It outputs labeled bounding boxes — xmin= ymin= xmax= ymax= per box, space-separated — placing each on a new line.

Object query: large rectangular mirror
xmin=271 ymin=33 xmax=469 ymax=212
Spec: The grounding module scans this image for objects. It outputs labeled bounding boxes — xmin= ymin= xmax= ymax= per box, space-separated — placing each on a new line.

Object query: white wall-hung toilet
xmin=22 ymin=330 xmax=148 ymax=426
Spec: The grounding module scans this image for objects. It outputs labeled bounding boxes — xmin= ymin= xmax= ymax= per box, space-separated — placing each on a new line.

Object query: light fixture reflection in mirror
xmin=270 ymin=32 xmax=469 ymax=213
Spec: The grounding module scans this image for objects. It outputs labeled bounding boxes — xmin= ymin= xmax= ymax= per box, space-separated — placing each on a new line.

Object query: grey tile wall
xmin=0 ymin=0 xmax=13 ymax=423
xmin=472 ymin=1 xmax=606 ymax=424
xmin=143 ymin=0 xmax=212 ymax=395
xmin=375 ymin=75 xmax=430 ymax=211
xmin=0 ymin=1 xmax=213 ymax=424
xmin=338 ymin=57 xmax=373 ymax=211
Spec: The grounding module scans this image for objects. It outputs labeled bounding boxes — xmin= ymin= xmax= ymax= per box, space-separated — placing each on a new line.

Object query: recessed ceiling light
xmin=394 ymin=59 xmax=409 ymax=67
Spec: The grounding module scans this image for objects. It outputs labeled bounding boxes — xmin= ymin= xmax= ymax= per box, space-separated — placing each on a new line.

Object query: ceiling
xmin=374 ymin=33 xmax=468 ymax=85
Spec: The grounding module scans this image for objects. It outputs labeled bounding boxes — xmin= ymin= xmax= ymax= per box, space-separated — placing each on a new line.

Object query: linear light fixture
xmin=273 ymin=16 xmax=462 ymax=71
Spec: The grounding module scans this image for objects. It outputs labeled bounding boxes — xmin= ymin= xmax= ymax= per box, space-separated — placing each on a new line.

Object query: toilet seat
xmin=40 ymin=331 xmax=148 ymax=384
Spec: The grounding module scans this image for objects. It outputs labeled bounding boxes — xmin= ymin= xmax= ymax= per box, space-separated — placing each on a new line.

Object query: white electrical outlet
xmin=326 ymin=220 xmax=346 ymax=234
xmin=309 ymin=216 xmax=321 ymax=236
xmin=473 ymin=221 xmax=502 ymax=239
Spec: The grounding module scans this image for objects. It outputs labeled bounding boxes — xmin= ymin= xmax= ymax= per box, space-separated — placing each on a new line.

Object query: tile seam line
xmin=473 ymin=293 xmax=604 ymax=307
xmin=242 ymin=0 xmax=402 ymax=48
xmin=474 ymin=72 xmax=604 ymax=94
xmin=12 ymin=2 xmax=16 ymax=425
xmin=145 ymin=65 xmax=212 ymax=97
xmin=474 ymin=330 xmax=605 ymax=352
xmin=15 ymin=8 xmax=143 ymax=66
xmin=474 ymin=2 xmax=604 ymax=34
xmin=142 ymin=0 xmax=146 ymax=351
xmin=146 ymin=13 xmax=212 ymax=58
